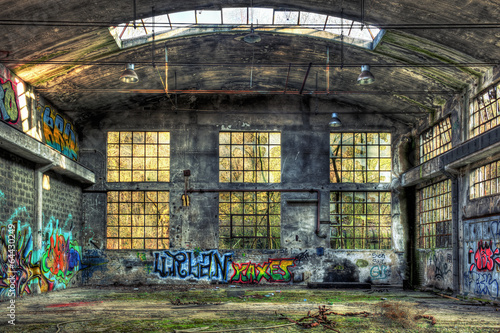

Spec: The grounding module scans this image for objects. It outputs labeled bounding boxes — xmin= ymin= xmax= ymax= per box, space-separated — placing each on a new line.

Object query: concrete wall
xmin=78 ymin=95 xmax=410 ymax=287
xmin=0 ymin=149 xmax=84 ymax=300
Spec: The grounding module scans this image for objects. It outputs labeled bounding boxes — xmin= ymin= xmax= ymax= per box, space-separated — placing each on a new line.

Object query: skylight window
xmin=110 ymin=7 xmax=384 ymax=50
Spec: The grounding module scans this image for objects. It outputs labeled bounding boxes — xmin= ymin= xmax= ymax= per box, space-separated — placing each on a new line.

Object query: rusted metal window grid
xmin=469 ymin=159 xmax=500 ymax=199
xmin=417 ymin=179 xmax=452 ymax=249
xmin=107 ymin=191 xmax=170 ymax=250
xmin=330 ymin=191 xmax=392 ymax=249
xmin=219 ymin=132 xmax=281 ymax=183
xmin=330 ymin=133 xmax=391 ymax=184
xmin=107 ymin=131 xmax=170 ymax=182
xmin=219 ymin=191 xmax=281 ymax=249
xmin=469 ymin=82 xmax=500 ymax=138
xmin=419 ymin=117 xmax=452 ymax=163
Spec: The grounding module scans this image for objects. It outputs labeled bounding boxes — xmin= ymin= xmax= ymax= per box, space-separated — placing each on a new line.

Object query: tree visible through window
xmin=107 ymin=191 xmax=169 ymax=250
xmin=219 ymin=131 xmax=281 ymax=183
xmin=417 ymin=180 xmax=451 ymax=248
xmin=330 ymin=132 xmax=391 ymax=183
xmin=469 ymin=82 xmax=500 ymax=138
xmin=107 ymin=131 xmax=170 ymax=182
xmin=330 ymin=191 xmax=392 ymax=249
xmin=469 ymin=159 xmax=500 ymax=199
xmin=219 ymin=191 xmax=280 ymax=249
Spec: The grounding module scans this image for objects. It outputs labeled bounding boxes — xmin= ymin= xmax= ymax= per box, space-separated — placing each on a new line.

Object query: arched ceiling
xmin=0 ymin=0 xmax=498 ymax=126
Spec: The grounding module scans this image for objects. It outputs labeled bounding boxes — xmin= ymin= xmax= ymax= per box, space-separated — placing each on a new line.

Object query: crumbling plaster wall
xmin=79 ymin=95 xmax=411 ymax=286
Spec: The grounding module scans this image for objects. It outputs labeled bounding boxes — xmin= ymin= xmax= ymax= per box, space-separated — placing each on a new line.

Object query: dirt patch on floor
xmin=2 ymin=286 xmax=500 ymax=332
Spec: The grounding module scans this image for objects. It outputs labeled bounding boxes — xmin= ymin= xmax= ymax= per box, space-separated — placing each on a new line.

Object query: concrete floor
xmin=2 ymin=285 xmax=500 ymax=332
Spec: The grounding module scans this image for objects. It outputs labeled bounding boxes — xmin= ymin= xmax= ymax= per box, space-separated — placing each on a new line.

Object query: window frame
xmin=419 ymin=116 xmax=452 ymax=164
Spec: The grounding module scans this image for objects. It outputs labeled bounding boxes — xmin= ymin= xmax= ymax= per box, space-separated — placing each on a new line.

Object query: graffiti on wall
xmin=41 ymin=217 xmax=83 ymax=289
xmin=0 ymin=193 xmax=84 ymax=297
xmin=463 ymin=271 xmax=499 ymax=297
xmin=153 ymin=250 xmax=233 ymax=282
xmin=137 ymin=252 xmax=152 ymax=274
xmin=370 ymin=253 xmax=391 ymax=280
xmin=469 ymin=240 xmax=500 ymax=272
xmin=42 ymin=106 xmax=79 ymax=161
xmin=230 ymin=258 xmax=296 ymax=284
xmin=81 ymin=249 xmax=108 ymax=284
xmin=0 ymin=77 xmax=19 ymax=124
xmin=427 ymin=253 xmax=452 ymax=282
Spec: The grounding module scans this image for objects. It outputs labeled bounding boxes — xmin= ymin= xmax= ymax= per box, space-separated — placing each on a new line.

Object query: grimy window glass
xmin=219 ymin=132 xmax=281 ymax=183
xmin=107 ymin=131 xmax=170 ymax=182
xmin=219 ymin=191 xmax=280 ymax=249
xmin=107 ymin=191 xmax=169 ymax=250
xmin=419 ymin=117 xmax=452 ymax=163
xmin=330 ymin=133 xmax=391 ymax=183
xmin=469 ymin=81 xmax=500 ymax=138
xmin=330 ymin=191 xmax=392 ymax=249
xmin=470 ymin=160 xmax=500 ymax=199
xmin=417 ymin=180 xmax=451 ymax=249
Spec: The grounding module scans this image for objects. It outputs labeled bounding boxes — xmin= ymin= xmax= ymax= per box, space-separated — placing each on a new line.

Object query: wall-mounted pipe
xmin=188 ymin=188 xmax=323 ymax=236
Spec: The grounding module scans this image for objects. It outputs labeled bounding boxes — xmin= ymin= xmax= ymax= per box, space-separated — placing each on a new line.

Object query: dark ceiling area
xmin=0 ymin=0 xmax=498 ymax=126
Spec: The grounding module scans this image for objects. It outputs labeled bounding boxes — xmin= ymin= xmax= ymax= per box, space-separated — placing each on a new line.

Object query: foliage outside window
xmin=469 ymin=82 xmax=500 ymax=138
xmin=107 ymin=191 xmax=169 ymax=250
xmin=419 ymin=117 xmax=452 ymax=163
xmin=107 ymin=131 xmax=170 ymax=182
xmin=330 ymin=133 xmax=391 ymax=183
xmin=470 ymin=160 xmax=500 ymax=199
xmin=219 ymin=132 xmax=281 ymax=183
xmin=219 ymin=191 xmax=280 ymax=249
xmin=330 ymin=191 xmax=391 ymax=249
xmin=417 ymin=180 xmax=451 ymax=248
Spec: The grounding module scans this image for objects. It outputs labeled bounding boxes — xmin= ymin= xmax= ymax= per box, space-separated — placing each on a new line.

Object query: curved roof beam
xmin=110 ymin=7 xmax=384 ymax=50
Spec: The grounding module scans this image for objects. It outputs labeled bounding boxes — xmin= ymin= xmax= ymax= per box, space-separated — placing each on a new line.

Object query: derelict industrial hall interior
xmin=0 ymin=0 xmax=500 ymax=332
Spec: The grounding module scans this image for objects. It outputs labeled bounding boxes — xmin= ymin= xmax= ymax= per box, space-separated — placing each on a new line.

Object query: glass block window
xmin=330 ymin=133 xmax=391 ymax=183
xmin=107 ymin=191 xmax=170 ymax=250
xmin=417 ymin=180 xmax=451 ymax=249
xmin=107 ymin=131 xmax=170 ymax=182
xmin=469 ymin=81 xmax=500 ymax=138
xmin=219 ymin=191 xmax=280 ymax=249
xmin=219 ymin=132 xmax=281 ymax=183
xmin=470 ymin=160 xmax=500 ymax=199
xmin=419 ymin=117 xmax=452 ymax=163
xmin=330 ymin=191 xmax=392 ymax=249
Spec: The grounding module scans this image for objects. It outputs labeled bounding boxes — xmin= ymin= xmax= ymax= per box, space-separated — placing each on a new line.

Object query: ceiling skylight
xmin=110 ymin=7 xmax=384 ymax=50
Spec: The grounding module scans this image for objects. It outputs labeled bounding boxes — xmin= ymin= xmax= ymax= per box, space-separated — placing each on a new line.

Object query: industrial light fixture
xmin=357 ymin=65 xmax=375 ymax=85
xmin=329 ymin=113 xmax=342 ymax=127
xmin=243 ymin=23 xmax=261 ymax=44
xmin=120 ymin=63 xmax=139 ymax=83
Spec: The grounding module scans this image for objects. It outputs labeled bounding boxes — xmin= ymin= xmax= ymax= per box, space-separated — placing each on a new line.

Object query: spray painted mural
xmin=41 ymin=216 xmax=83 ymax=289
xmin=463 ymin=218 xmax=500 ymax=298
xmin=230 ymin=258 xmax=296 ymax=283
xmin=153 ymin=250 xmax=233 ymax=282
xmin=0 ymin=192 xmax=83 ymax=298
xmin=0 ymin=77 xmax=19 ymax=125
xmin=41 ymin=105 xmax=79 ymax=161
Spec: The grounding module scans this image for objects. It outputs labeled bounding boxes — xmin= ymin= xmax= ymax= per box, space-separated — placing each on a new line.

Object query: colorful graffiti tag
xmin=1 ymin=221 xmax=54 ymax=297
xmin=41 ymin=217 xmax=83 ymax=289
xmin=0 ymin=77 xmax=19 ymax=124
xmin=469 ymin=240 xmax=500 ymax=272
xmin=463 ymin=271 xmax=499 ymax=297
xmin=370 ymin=253 xmax=391 ymax=280
xmin=42 ymin=106 xmax=79 ymax=161
xmin=230 ymin=258 xmax=296 ymax=283
xmin=153 ymin=250 xmax=233 ymax=282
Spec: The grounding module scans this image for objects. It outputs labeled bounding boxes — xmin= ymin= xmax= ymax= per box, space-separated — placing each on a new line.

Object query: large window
xmin=219 ymin=131 xmax=281 ymax=183
xmin=419 ymin=117 xmax=452 ymax=163
xmin=219 ymin=191 xmax=280 ymax=249
xmin=330 ymin=191 xmax=391 ymax=249
xmin=469 ymin=81 xmax=500 ymax=138
xmin=107 ymin=191 xmax=170 ymax=250
xmin=107 ymin=131 xmax=170 ymax=182
xmin=330 ymin=132 xmax=391 ymax=183
xmin=470 ymin=160 xmax=500 ymax=199
xmin=417 ymin=180 xmax=451 ymax=249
